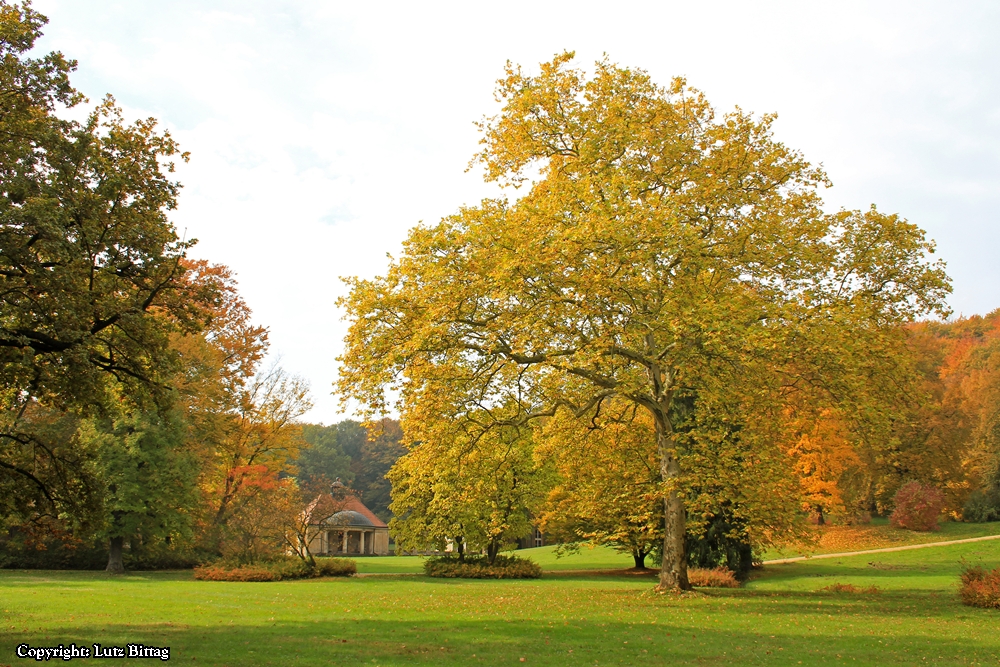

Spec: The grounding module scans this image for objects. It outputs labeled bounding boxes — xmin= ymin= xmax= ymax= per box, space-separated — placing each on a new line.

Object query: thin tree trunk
xmin=456 ymin=536 xmax=465 ymax=563
xmin=656 ymin=424 xmax=690 ymax=591
xmin=487 ymin=538 xmax=499 ymax=565
xmin=106 ymin=536 xmax=126 ymax=575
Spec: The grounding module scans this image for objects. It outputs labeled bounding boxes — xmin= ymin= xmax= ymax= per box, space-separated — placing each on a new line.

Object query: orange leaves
xmin=227 ymin=465 xmax=285 ymax=492
xmin=786 ymin=409 xmax=862 ymax=519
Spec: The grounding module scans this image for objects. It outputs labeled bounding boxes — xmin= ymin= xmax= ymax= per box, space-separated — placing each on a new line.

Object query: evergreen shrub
xmin=963 ymin=490 xmax=1000 ymax=523
xmin=685 ymin=506 xmax=757 ymax=580
xmin=424 ymin=554 xmax=541 ymax=579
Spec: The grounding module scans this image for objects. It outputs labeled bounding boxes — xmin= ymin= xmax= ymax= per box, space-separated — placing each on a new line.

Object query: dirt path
xmin=762 ymin=533 xmax=1000 ymax=565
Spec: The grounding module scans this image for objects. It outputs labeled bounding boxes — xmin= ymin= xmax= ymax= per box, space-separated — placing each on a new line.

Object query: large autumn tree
xmin=338 ymin=53 xmax=950 ymax=590
xmin=0 ymin=1 xmax=215 ymax=529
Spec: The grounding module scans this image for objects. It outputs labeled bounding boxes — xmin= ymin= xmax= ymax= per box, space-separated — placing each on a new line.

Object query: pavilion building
xmin=306 ymin=480 xmax=389 ymax=556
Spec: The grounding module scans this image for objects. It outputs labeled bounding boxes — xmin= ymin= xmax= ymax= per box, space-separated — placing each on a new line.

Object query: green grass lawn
xmin=355 ymin=520 xmax=1000 ymax=575
xmin=5 ymin=539 xmax=1000 ymax=665
xmin=761 ymin=518 xmax=1000 ymax=560
xmin=354 ymin=544 xmax=635 ymax=574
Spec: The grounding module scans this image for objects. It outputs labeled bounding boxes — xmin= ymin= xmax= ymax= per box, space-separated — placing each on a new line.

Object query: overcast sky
xmin=32 ymin=1 xmax=1000 ymax=423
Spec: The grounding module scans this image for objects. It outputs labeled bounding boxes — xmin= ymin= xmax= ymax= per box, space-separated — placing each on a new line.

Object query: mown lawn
xmin=4 ymin=537 xmax=1000 ymax=665
xmin=762 ymin=518 xmax=1000 ymax=560
xmin=354 ymin=543 xmax=637 ymax=574
xmin=354 ymin=520 xmax=1000 ymax=574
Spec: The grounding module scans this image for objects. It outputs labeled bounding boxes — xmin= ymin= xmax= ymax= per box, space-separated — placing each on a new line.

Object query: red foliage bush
xmin=960 ymin=566 xmax=1000 ymax=609
xmin=889 ymin=481 xmax=944 ymax=531
xmin=687 ymin=567 xmax=740 ymax=588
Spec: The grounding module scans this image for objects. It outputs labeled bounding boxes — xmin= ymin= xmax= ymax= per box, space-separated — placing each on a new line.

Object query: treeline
xmin=381 ymin=311 xmax=1000 ymax=579
xmin=0 ymin=3 xmax=405 ymax=572
xmin=789 ymin=310 xmax=1000 ymax=525
xmin=298 ymin=420 xmax=405 ymax=522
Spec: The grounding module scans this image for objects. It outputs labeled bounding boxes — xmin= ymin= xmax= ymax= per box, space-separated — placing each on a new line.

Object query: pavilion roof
xmin=305 ymin=491 xmax=387 ymax=528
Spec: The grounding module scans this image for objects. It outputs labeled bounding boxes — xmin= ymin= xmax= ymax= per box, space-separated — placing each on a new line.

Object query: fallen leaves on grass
xmin=820 ymin=583 xmax=881 ymax=594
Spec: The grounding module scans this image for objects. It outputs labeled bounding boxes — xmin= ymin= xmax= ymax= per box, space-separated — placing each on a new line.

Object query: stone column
xmin=342 ymin=531 xmax=348 ymax=554
xmin=360 ymin=531 xmax=367 ymax=555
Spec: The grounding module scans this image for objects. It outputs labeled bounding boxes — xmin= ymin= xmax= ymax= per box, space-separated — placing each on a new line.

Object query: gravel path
xmin=762 ymin=533 xmax=1000 ymax=565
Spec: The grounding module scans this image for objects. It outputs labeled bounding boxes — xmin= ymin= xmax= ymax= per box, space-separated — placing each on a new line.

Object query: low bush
xmin=687 ymin=567 xmax=740 ymax=588
xmin=685 ymin=505 xmax=756 ymax=580
xmin=0 ymin=533 xmax=205 ymax=570
xmin=424 ymin=554 xmax=541 ymax=579
xmin=314 ymin=558 xmax=358 ymax=577
xmin=820 ymin=583 xmax=880 ymax=594
xmin=960 ymin=565 xmax=1000 ymax=609
xmin=889 ymin=481 xmax=944 ymax=531
xmin=963 ymin=490 xmax=1000 ymax=523
xmin=193 ymin=556 xmax=356 ymax=582
xmin=194 ymin=564 xmax=281 ymax=582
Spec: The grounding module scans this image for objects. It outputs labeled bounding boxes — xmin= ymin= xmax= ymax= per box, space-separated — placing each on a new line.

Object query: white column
xmin=360 ymin=531 xmax=367 ymax=555
xmin=342 ymin=531 xmax=348 ymax=553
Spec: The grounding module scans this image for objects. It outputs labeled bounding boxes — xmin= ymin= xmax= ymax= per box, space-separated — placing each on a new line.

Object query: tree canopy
xmin=338 ymin=53 xmax=951 ymax=590
xmin=0 ymin=1 xmax=220 ymax=528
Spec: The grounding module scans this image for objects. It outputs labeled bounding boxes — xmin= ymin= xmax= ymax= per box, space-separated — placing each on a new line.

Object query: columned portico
xmin=305 ymin=482 xmax=390 ymax=556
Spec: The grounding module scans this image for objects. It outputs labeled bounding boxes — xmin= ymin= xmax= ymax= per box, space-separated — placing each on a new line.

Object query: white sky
xmin=32 ymin=1 xmax=1000 ymax=423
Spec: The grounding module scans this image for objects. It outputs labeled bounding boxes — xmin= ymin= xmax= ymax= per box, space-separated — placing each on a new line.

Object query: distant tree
xmin=786 ymin=408 xmax=865 ymax=524
xmin=389 ymin=410 xmax=550 ymax=564
xmin=216 ymin=466 xmax=294 ymax=565
xmin=296 ymin=423 xmax=358 ymax=488
xmin=536 ymin=401 xmax=663 ymax=569
xmin=352 ymin=419 xmax=405 ymax=521
xmin=293 ymin=419 xmax=404 ymax=520
xmin=80 ymin=408 xmax=198 ymax=573
xmin=282 ymin=477 xmax=352 ymax=566
xmin=203 ymin=364 xmax=312 ymax=547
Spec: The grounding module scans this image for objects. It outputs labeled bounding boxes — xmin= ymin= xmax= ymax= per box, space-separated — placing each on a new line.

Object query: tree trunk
xmin=656 ymin=424 xmax=691 ymax=591
xmin=815 ymin=505 xmax=825 ymax=526
xmin=455 ymin=536 xmax=465 ymax=563
xmin=106 ymin=536 xmax=126 ymax=575
xmin=486 ymin=538 xmax=500 ymax=565
xmin=632 ymin=549 xmax=647 ymax=569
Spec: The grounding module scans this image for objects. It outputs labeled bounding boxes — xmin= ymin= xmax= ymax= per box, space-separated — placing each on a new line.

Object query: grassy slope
xmin=5 ymin=540 xmax=1000 ymax=665
xmin=761 ymin=518 xmax=1000 ymax=560
xmin=355 ymin=521 xmax=1000 ymax=574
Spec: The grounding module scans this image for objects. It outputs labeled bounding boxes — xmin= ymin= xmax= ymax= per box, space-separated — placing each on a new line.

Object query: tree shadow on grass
xmin=3 ymin=615 xmax=998 ymax=667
